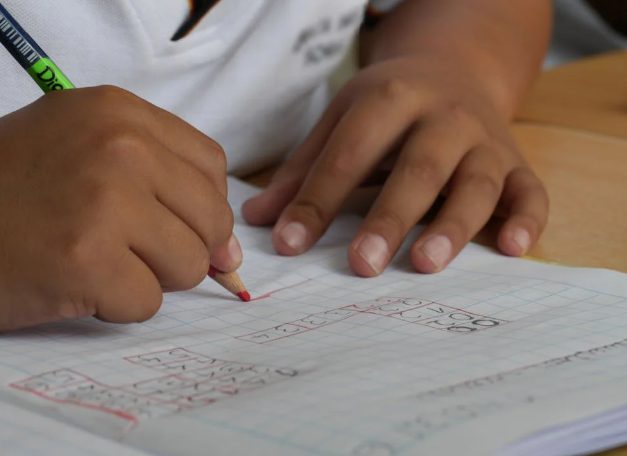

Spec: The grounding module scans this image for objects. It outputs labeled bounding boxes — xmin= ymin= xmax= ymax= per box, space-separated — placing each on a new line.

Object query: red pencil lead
xmin=208 ymin=265 xmax=250 ymax=302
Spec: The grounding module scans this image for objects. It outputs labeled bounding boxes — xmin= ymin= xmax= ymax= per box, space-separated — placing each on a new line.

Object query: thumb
xmin=209 ymin=234 xmax=243 ymax=273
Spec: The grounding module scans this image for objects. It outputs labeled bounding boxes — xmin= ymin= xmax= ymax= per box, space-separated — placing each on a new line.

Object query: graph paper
xmin=1 ymin=178 xmax=627 ymax=456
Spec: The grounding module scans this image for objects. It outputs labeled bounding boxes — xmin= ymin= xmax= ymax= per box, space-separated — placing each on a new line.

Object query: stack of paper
xmin=500 ymin=405 xmax=627 ymax=456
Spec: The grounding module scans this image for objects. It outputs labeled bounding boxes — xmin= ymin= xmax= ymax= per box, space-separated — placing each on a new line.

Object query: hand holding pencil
xmin=0 ymin=3 xmax=249 ymax=332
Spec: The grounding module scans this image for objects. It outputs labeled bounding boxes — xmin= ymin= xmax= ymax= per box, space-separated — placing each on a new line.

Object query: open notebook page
xmin=1 ymin=177 xmax=627 ymax=456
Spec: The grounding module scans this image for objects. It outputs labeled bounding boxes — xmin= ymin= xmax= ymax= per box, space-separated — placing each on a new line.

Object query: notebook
xmin=1 ymin=177 xmax=627 ymax=456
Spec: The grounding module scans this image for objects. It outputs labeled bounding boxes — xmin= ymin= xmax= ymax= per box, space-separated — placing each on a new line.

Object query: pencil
xmin=209 ymin=266 xmax=251 ymax=302
xmin=0 ymin=2 xmax=251 ymax=302
xmin=0 ymin=3 xmax=74 ymax=91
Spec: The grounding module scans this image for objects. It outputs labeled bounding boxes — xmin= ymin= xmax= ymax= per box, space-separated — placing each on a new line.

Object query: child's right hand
xmin=0 ymin=86 xmax=238 ymax=331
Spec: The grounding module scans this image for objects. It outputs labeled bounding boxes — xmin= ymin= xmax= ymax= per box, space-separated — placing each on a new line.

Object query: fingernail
xmin=512 ymin=228 xmax=531 ymax=254
xmin=420 ymin=235 xmax=452 ymax=271
xmin=228 ymin=234 xmax=243 ymax=264
xmin=355 ymin=234 xmax=389 ymax=275
xmin=278 ymin=222 xmax=308 ymax=252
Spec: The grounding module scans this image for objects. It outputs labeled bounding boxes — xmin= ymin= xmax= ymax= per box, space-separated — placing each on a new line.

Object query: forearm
xmin=359 ymin=0 xmax=553 ymax=118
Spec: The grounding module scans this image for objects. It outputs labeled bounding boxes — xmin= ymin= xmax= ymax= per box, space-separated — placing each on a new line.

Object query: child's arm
xmin=359 ymin=0 xmax=552 ymax=119
xmin=243 ymin=0 xmax=552 ymax=278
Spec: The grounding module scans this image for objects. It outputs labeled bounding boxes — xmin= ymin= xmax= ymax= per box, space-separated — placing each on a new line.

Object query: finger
xmin=94 ymin=248 xmax=164 ymax=324
xmin=148 ymin=136 xmax=237 ymax=265
xmin=410 ymin=146 xmax=505 ymax=274
xmin=347 ymin=113 xmax=475 ymax=277
xmin=496 ymin=167 xmax=549 ymax=257
xmin=272 ymin=83 xmax=421 ymax=256
xmin=98 ymin=86 xmax=230 ymax=195
xmin=128 ymin=192 xmax=211 ymax=291
xmin=0 ymin=300 xmax=66 ymax=332
xmin=209 ymin=234 xmax=243 ymax=273
xmin=147 ymin=107 xmax=229 ymax=194
xmin=114 ymin=135 xmax=235 ymax=256
xmin=242 ymin=91 xmax=348 ymax=226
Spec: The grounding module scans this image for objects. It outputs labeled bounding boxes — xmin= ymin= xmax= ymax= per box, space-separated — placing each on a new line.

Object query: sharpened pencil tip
xmin=238 ymin=291 xmax=251 ymax=302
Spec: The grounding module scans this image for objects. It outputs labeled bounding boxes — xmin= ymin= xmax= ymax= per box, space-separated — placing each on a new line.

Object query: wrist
xmin=363 ymin=43 xmax=520 ymax=119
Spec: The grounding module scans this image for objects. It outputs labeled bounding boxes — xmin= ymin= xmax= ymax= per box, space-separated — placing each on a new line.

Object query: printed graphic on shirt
xmin=292 ymin=6 xmax=363 ymax=66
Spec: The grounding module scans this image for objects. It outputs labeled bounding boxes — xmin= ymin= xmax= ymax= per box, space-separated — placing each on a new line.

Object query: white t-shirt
xmin=547 ymin=0 xmax=627 ymax=68
xmin=0 ymin=0 xmax=403 ymax=176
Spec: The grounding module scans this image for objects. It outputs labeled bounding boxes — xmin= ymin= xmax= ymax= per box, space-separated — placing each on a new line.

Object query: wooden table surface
xmin=245 ymin=52 xmax=627 ymax=456
xmin=510 ymin=123 xmax=627 ymax=273
xmin=517 ymin=50 xmax=627 ymax=139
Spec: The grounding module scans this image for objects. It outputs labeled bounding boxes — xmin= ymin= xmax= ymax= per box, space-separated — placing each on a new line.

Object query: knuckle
xmin=55 ymin=297 xmax=96 ymax=321
xmin=201 ymin=138 xmax=228 ymax=190
xmin=379 ymin=77 xmax=414 ymax=102
xmin=440 ymin=102 xmax=482 ymax=138
xmin=60 ymin=192 xmax=126 ymax=281
xmin=446 ymin=218 xmax=470 ymax=242
xmin=213 ymin=151 xmax=227 ymax=176
xmin=372 ymin=210 xmax=409 ymax=240
xmin=82 ymin=175 xmax=126 ymax=214
xmin=213 ymin=204 xmax=235 ymax=248
xmin=200 ymin=196 xmax=233 ymax=251
xmin=292 ymin=200 xmax=330 ymax=226
xmin=324 ymin=153 xmax=360 ymax=181
xmin=444 ymin=102 xmax=470 ymax=123
xmin=402 ymin=155 xmax=444 ymax=188
xmin=81 ymin=90 xmax=157 ymax=171
xmin=96 ymin=126 xmax=153 ymax=168
xmin=196 ymin=137 xmax=227 ymax=180
xmin=462 ymin=171 xmax=502 ymax=198
xmin=528 ymin=173 xmax=550 ymax=211
xmin=88 ymin=85 xmax=137 ymax=108
xmin=514 ymin=167 xmax=550 ymax=205
xmin=223 ymin=204 xmax=235 ymax=234
xmin=63 ymin=233 xmax=99 ymax=279
xmin=207 ymin=138 xmax=226 ymax=167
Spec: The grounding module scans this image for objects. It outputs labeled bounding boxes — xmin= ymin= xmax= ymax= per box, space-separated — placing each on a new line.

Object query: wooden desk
xmin=510 ymin=123 xmax=627 ymax=272
xmin=517 ymin=51 xmax=627 ymax=139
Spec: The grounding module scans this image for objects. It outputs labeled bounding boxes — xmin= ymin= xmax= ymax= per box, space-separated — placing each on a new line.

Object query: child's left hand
xmin=242 ymin=56 xmax=549 ymax=277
